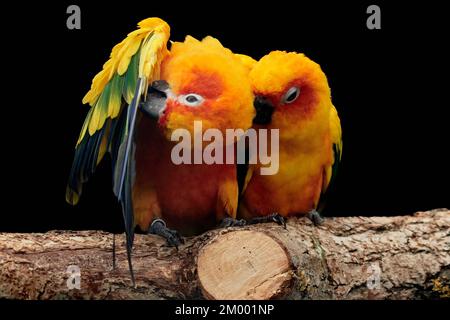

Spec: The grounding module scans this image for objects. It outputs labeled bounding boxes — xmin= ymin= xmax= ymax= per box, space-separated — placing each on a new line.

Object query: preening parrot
xmin=238 ymin=51 xmax=342 ymax=225
xmin=66 ymin=18 xmax=255 ymax=284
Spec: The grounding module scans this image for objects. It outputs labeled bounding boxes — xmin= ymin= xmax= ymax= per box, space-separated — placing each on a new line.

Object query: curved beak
xmin=139 ymin=80 xmax=170 ymax=119
xmin=253 ymin=95 xmax=274 ymax=125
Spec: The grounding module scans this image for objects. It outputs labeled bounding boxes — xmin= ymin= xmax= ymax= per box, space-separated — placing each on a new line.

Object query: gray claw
xmin=149 ymin=219 xmax=184 ymax=248
xmin=219 ymin=217 xmax=247 ymax=228
xmin=249 ymin=212 xmax=287 ymax=228
xmin=307 ymin=210 xmax=324 ymax=226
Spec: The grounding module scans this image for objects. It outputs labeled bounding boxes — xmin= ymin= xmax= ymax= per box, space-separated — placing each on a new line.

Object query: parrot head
xmin=141 ymin=36 xmax=255 ymax=145
xmin=249 ymin=51 xmax=331 ymax=139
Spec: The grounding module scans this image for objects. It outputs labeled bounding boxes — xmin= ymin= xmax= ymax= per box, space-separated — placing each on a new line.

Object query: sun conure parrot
xmin=237 ymin=51 xmax=342 ymax=225
xmin=66 ymin=17 xmax=255 ymax=284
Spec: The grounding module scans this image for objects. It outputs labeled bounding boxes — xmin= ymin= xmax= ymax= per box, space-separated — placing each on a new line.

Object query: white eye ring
xmin=282 ymin=86 xmax=300 ymax=104
xmin=179 ymin=93 xmax=204 ymax=107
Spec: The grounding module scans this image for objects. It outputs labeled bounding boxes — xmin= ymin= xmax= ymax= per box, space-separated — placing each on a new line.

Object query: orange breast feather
xmin=133 ymin=116 xmax=236 ymax=235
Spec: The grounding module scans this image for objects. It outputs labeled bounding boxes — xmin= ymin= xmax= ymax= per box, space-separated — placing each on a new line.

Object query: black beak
xmin=139 ymin=80 xmax=169 ymax=119
xmin=253 ymin=96 xmax=274 ymax=125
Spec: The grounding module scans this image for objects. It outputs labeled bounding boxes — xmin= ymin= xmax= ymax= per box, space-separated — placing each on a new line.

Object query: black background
xmin=1 ymin=300 xmax=447 ymax=319
xmin=4 ymin=1 xmax=449 ymax=232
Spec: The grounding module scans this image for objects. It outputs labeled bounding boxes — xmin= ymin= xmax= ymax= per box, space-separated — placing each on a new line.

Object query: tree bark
xmin=0 ymin=209 xmax=449 ymax=300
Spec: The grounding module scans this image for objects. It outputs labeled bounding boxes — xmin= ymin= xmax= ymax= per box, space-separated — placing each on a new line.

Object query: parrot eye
xmin=282 ymin=86 xmax=300 ymax=104
xmin=180 ymin=93 xmax=204 ymax=107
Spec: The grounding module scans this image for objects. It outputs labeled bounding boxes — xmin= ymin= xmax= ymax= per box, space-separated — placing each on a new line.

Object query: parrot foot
xmin=219 ymin=217 xmax=247 ymax=228
xmin=249 ymin=212 xmax=286 ymax=229
xmin=307 ymin=210 xmax=324 ymax=226
xmin=148 ymin=219 xmax=184 ymax=249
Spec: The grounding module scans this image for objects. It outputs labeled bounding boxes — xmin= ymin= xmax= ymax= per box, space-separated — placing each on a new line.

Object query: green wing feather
xmin=66 ymin=18 xmax=170 ymax=205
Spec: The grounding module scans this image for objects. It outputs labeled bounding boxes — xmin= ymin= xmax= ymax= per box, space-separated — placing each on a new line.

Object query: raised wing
xmin=65 ymin=17 xmax=170 ymax=284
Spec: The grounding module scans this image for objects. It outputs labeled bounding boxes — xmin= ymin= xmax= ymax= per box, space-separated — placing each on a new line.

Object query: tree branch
xmin=0 ymin=209 xmax=449 ymax=299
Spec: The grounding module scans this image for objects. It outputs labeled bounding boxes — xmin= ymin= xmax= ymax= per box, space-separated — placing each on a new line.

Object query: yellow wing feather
xmin=329 ymin=104 xmax=342 ymax=161
xmin=77 ymin=17 xmax=170 ymax=146
xmin=322 ymin=104 xmax=342 ymax=192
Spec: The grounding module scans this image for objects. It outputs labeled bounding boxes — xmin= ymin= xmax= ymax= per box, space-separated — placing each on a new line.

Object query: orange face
xmin=148 ymin=37 xmax=255 ymax=144
xmin=249 ymin=51 xmax=331 ymax=138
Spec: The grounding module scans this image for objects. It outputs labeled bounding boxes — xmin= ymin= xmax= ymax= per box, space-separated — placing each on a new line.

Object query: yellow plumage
xmin=234 ymin=54 xmax=257 ymax=74
xmin=330 ymin=104 xmax=343 ymax=160
xmin=240 ymin=51 xmax=342 ymax=219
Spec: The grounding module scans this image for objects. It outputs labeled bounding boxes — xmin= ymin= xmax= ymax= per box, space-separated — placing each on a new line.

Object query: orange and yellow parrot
xmin=65 ymin=18 xmax=255 ymax=283
xmin=238 ymin=51 xmax=342 ymax=225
